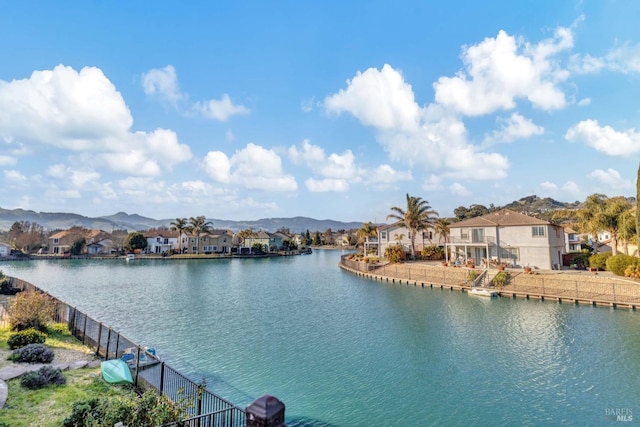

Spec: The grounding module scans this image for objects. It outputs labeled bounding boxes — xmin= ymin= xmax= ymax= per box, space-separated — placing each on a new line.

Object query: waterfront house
xmin=564 ymin=227 xmax=581 ymax=253
xmin=446 ymin=209 xmax=565 ymax=270
xmin=372 ymin=223 xmax=441 ymax=258
xmin=184 ymin=229 xmax=233 ymax=254
xmin=243 ymin=231 xmax=279 ymax=252
xmin=0 ymin=242 xmax=11 ymax=257
xmin=335 ymin=233 xmax=352 ymax=247
xmin=144 ymin=230 xmax=179 ymax=254
xmin=48 ymin=228 xmax=110 ymax=255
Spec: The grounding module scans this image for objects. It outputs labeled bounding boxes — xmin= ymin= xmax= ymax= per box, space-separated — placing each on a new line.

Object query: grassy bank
xmin=0 ymin=325 xmax=134 ymax=427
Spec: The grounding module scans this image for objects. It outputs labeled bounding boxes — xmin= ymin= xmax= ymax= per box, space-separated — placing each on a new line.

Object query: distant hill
xmin=0 ymin=207 xmax=364 ymax=233
xmin=501 ymin=196 xmax=581 ymax=216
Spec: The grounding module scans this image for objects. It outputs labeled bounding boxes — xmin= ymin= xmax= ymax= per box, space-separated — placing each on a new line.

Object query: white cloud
xmin=324 ymin=66 xmax=510 ymax=181
xmin=203 ymin=151 xmax=232 ymax=184
xmin=0 ymin=65 xmax=192 ymax=178
xmin=366 ymin=165 xmax=412 ymax=185
xmin=422 ymin=174 xmax=444 ymax=191
xmin=301 ymin=97 xmax=315 ymax=113
xmin=305 ymin=178 xmax=349 ymax=192
xmin=588 ymin=168 xmax=633 ymax=189
xmin=565 ymin=120 xmax=640 ymax=156
xmin=449 ymin=182 xmax=471 ymax=196
xmin=4 ymin=169 xmax=27 ymax=183
xmin=571 ymin=42 xmax=640 ymax=75
xmin=576 ymin=98 xmax=591 ymax=106
xmin=225 ymin=129 xmax=235 ymax=142
xmin=561 ymin=180 xmax=580 ymax=195
xmin=194 ymin=94 xmax=250 ymax=121
xmin=539 ymin=181 xmax=558 ymax=191
xmin=0 ymin=65 xmax=132 ymax=151
xmin=433 ymin=27 xmax=572 ymax=116
xmin=483 ymin=113 xmax=544 ymax=145
xmin=289 ymin=139 xmax=359 ymax=180
xmin=204 ymin=143 xmax=297 ymax=191
xmin=142 ymin=65 xmax=184 ymax=105
xmin=0 ymin=155 xmax=16 ymax=166
xmin=324 ymin=64 xmax=420 ymax=131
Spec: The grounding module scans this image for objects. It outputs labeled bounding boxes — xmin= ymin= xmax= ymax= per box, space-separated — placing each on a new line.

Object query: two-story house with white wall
xmin=143 ymin=230 xmax=179 ymax=254
xmin=446 ymin=209 xmax=565 ymax=270
xmin=374 ymin=223 xmax=440 ymax=258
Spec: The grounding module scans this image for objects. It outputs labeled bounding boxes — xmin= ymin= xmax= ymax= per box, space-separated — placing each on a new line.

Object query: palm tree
xmin=386 ymin=193 xmax=439 ymax=260
xmin=617 ymin=208 xmax=637 ymax=255
xmin=356 ymin=222 xmax=378 ymax=253
xmin=434 ymin=218 xmax=451 ymax=244
xmin=170 ymin=217 xmax=188 ymax=254
xmin=187 ymin=216 xmax=214 ymax=254
xmin=554 ymin=194 xmax=631 ymax=256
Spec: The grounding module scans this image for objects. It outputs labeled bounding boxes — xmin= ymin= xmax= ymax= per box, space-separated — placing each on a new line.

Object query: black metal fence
xmin=6 ymin=277 xmax=247 ymax=426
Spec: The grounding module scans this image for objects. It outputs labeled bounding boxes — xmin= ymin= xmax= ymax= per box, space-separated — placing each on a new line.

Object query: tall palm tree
xmin=170 ymin=217 xmax=188 ymax=254
xmin=617 ymin=208 xmax=637 ymax=255
xmin=187 ymin=216 xmax=214 ymax=254
xmin=386 ymin=193 xmax=439 ymax=260
xmin=554 ymin=194 xmax=631 ymax=255
xmin=434 ymin=218 xmax=451 ymax=244
xmin=356 ymin=222 xmax=378 ymax=253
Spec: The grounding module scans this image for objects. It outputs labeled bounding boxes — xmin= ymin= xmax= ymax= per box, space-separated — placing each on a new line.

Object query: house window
xmin=192 ymin=246 xmax=197 ymax=252
xmin=461 ymin=229 xmax=469 ymax=240
xmin=500 ymin=247 xmax=519 ymax=261
xmin=380 ymin=231 xmax=387 ymax=240
xmin=532 ymin=226 xmax=545 ymax=237
xmin=53 ymin=238 xmax=59 ymax=244
xmin=471 ymin=228 xmax=484 ymax=243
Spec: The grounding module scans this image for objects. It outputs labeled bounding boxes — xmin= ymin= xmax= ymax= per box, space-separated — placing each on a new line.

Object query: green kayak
xmin=101 ymin=359 xmax=134 ymax=384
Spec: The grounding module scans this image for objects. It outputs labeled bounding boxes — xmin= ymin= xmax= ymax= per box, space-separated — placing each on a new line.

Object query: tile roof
xmin=449 ymin=209 xmax=551 ymax=228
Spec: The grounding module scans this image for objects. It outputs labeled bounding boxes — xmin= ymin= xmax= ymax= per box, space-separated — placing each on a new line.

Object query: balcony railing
xmin=448 ymin=236 xmax=497 ymax=245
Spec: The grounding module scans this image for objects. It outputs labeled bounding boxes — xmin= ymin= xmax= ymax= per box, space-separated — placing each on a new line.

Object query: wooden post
xmin=159 ymin=361 xmax=165 ymax=395
xmin=82 ymin=315 xmax=88 ymax=345
xmin=106 ymin=328 xmax=112 ymax=360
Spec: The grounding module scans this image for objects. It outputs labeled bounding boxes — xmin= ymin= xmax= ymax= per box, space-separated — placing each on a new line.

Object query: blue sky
xmin=1 ymin=1 xmax=639 ymax=223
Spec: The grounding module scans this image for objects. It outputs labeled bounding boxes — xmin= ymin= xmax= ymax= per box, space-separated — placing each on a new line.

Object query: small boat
xmin=468 ymin=287 xmax=498 ymax=297
xmin=126 ymin=253 xmax=135 ymax=261
xmin=101 ymin=359 xmax=134 ymax=384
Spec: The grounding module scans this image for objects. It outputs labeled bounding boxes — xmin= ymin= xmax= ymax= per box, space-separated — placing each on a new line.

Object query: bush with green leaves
xmin=7 ymin=328 xmax=47 ymax=350
xmin=588 ymin=252 xmax=612 ymax=270
xmin=385 ymin=245 xmax=406 ymax=263
xmin=63 ymin=390 xmax=186 ymax=427
xmin=606 ymin=254 xmax=639 ymax=276
xmin=20 ymin=365 xmax=65 ymax=389
xmin=9 ymin=343 xmax=54 ymax=364
xmin=492 ymin=271 xmax=509 ymax=288
xmin=8 ymin=290 xmax=56 ymax=332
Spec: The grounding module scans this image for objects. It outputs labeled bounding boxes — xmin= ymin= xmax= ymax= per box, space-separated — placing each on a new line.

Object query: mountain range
xmin=0 ymin=207 xmax=364 ymax=233
xmin=0 ymin=195 xmax=633 ymax=233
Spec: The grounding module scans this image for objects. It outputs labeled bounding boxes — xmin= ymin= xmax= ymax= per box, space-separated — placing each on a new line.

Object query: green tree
xmin=69 ymin=238 xmax=86 ymax=255
xmin=554 ymin=194 xmax=631 ymax=256
xmin=312 ymin=231 xmax=322 ymax=246
xmin=387 ymin=193 xmax=439 ymax=260
xmin=124 ymin=232 xmax=148 ymax=252
xmin=187 ymin=216 xmax=213 ymax=254
xmin=618 ymin=208 xmax=637 ymax=256
xmin=434 ymin=218 xmax=451 ymax=244
xmin=453 ymin=204 xmax=489 ymax=221
xmin=356 ymin=222 xmax=378 ymax=252
xmin=170 ymin=217 xmax=188 ymax=254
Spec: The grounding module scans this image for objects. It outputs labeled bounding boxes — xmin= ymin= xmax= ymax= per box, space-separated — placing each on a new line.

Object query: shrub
xmin=606 ymin=254 xmax=639 ymax=276
xmin=46 ymin=322 xmax=72 ymax=337
xmin=63 ymin=398 xmax=105 ymax=427
xmin=64 ymin=391 xmax=185 ymax=427
xmin=492 ymin=271 xmax=509 ymax=288
xmin=588 ymin=252 xmax=611 ymax=270
xmin=9 ymin=343 xmax=54 ymax=364
xmin=624 ymin=264 xmax=640 ymax=279
xmin=0 ymin=278 xmax=20 ymax=295
xmin=385 ymin=245 xmax=406 ymax=263
xmin=8 ymin=290 xmax=56 ymax=332
xmin=20 ymin=365 xmax=65 ymax=389
xmin=467 ymin=270 xmax=480 ymax=281
xmin=421 ymin=245 xmax=443 ymax=259
xmin=7 ymin=328 xmax=47 ymax=350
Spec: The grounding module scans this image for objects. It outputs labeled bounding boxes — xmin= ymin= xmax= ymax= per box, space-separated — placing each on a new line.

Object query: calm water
xmin=2 ymin=251 xmax=639 ymax=426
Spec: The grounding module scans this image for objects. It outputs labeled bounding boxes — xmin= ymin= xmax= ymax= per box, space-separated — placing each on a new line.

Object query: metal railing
xmin=5 ymin=277 xmax=246 ymax=426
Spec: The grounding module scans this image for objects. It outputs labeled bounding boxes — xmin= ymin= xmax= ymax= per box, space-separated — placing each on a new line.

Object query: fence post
xmin=82 ymin=315 xmax=88 ymax=345
xmin=246 ymin=395 xmax=286 ymax=427
xmin=575 ymin=281 xmax=579 ymax=299
xmin=95 ymin=323 xmax=103 ymax=358
xmin=159 ymin=361 xmax=165 ymax=395
xmin=134 ymin=345 xmax=141 ymax=386
xmin=106 ymin=328 xmax=112 ymax=360
xmin=613 ymin=283 xmax=617 ymax=302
